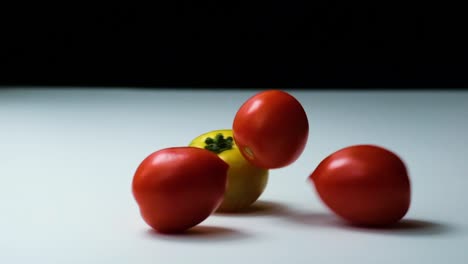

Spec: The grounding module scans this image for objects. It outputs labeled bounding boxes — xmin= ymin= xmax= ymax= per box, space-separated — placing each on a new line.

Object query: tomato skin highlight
xmin=132 ymin=147 xmax=228 ymax=233
xmin=233 ymin=90 xmax=309 ymax=169
xmin=310 ymin=145 xmax=411 ymax=226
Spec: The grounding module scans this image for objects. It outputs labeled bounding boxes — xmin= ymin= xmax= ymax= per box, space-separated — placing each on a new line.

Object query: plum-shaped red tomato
xmin=132 ymin=147 xmax=228 ymax=233
xmin=310 ymin=145 xmax=411 ymax=226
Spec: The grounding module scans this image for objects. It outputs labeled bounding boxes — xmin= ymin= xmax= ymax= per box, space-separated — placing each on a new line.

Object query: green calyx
xmin=204 ymin=133 xmax=234 ymax=154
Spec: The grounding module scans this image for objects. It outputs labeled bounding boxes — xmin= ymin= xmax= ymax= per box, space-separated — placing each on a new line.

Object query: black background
xmin=1 ymin=2 xmax=466 ymax=88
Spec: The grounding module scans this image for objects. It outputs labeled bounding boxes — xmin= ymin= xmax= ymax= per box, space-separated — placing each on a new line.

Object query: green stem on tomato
xmin=204 ymin=133 xmax=233 ymax=154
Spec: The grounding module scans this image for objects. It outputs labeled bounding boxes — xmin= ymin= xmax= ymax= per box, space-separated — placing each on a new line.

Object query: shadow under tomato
xmin=215 ymin=200 xmax=289 ymax=217
xmin=283 ymin=210 xmax=456 ymax=236
xmin=344 ymin=219 xmax=456 ymax=236
xmin=145 ymin=225 xmax=250 ymax=242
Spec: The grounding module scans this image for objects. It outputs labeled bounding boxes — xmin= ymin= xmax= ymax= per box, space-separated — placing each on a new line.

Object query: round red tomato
xmin=233 ymin=90 xmax=309 ymax=169
xmin=309 ymin=145 xmax=411 ymax=226
xmin=132 ymin=147 xmax=228 ymax=233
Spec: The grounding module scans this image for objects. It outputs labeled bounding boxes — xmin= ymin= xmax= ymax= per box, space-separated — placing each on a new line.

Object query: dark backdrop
xmin=1 ymin=2 xmax=466 ymax=88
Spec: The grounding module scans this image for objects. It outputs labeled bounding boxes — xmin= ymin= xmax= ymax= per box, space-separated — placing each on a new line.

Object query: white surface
xmin=0 ymin=88 xmax=467 ymax=263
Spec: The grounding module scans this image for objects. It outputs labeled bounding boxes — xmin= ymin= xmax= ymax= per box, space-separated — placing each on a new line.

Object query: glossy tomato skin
xmin=233 ymin=90 xmax=309 ymax=169
xmin=132 ymin=147 xmax=228 ymax=233
xmin=310 ymin=145 xmax=411 ymax=226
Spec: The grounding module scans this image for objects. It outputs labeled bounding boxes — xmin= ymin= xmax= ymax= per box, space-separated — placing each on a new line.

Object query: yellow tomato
xmin=189 ymin=129 xmax=269 ymax=212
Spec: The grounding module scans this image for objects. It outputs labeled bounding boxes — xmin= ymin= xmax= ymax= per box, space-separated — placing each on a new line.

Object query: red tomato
xmin=309 ymin=145 xmax=411 ymax=226
xmin=132 ymin=147 xmax=228 ymax=233
xmin=233 ymin=90 xmax=309 ymax=169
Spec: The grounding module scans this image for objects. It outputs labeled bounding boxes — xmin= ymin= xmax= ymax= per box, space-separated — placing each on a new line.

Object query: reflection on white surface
xmin=0 ymin=88 xmax=467 ymax=264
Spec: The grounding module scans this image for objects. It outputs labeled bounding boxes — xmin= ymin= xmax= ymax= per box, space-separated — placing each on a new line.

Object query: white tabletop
xmin=1 ymin=88 xmax=467 ymax=263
